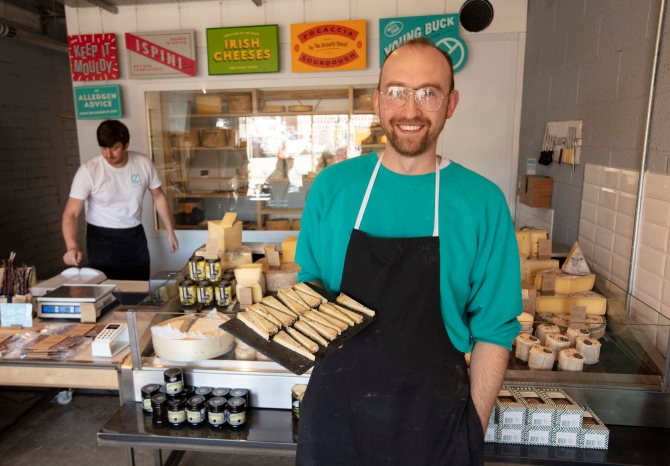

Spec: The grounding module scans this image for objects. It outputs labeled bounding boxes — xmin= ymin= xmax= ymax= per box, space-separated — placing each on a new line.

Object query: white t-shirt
xmin=69 ymin=151 xmax=162 ymax=228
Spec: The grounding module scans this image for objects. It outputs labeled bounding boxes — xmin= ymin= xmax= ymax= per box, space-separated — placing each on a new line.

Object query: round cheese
xmin=558 ymin=348 xmax=585 ymax=371
xmin=528 ymin=344 xmax=555 ymax=371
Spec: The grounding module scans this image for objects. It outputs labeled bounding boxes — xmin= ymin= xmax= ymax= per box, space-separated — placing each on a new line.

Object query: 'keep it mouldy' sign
xmin=379 ymin=14 xmax=468 ymax=73
xmin=67 ymin=33 xmax=119 ymax=81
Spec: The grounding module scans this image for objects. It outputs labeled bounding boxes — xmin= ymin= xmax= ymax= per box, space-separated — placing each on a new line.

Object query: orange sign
xmin=290 ymin=20 xmax=367 ymax=72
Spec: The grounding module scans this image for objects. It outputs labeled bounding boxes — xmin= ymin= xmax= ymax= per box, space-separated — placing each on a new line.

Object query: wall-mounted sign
xmin=67 ymin=33 xmax=119 ymax=81
xmin=206 ymin=25 xmax=279 ymax=75
xmin=290 ymin=20 xmax=367 ymax=72
xmin=74 ymin=85 xmax=123 ymax=120
xmin=379 ymin=15 xmax=468 ymax=73
xmin=126 ymin=30 xmax=196 ymax=78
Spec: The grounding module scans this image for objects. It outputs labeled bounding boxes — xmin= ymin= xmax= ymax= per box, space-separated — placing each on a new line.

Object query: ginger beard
xmin=380 ymin=113 xmax=447 ymax=158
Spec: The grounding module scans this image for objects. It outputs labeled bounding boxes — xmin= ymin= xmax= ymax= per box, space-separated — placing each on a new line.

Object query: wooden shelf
xmin=172 ymin=177 xmax=238 ymax=183
xmin=172 ymin=146 xmax=245 ymax=151
xmin=178 ymin=192 xmax=249 ymax=199
xmin=353 ymin=110 xmax=377 ymax=115
xmin=174 ymin=224 xmax=206 ymax=230
xmin=171 ymin=110 xmax=349 ymax=118
xmin=259 ymin=207 xmax=304 ymax=215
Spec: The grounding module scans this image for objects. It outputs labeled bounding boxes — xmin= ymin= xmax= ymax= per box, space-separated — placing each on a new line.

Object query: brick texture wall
xmin=0 ymin=36 xmax=84 ymax=280
xmin=519 ymin=0 xmax=667 ymax=245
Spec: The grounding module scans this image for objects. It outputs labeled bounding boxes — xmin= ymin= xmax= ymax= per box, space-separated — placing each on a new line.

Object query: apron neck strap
xmin=355 ymin=152 xmax=440 ymax=237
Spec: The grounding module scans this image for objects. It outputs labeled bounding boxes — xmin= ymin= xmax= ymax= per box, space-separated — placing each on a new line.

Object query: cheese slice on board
xmin=562 ymin=242 xmax=591 ymax=276
xmin=273 ymin=330 xmax=315 ymax=361
xmin=336 ymin=294 xmax=376 ymax=316
xmin=536 ymin=291 xmax=606 ymax=315
xmin=330 ymin=303 xmax=364 ymax=324
xmin=303 ymin=311 xmax=342 ymax=334
xmin=535 ymin=269 xmax=595 ymax=294
xmin=293 ymin=320 xmax=328 ymax=346
xmin=523 ymin=258 xmax=559 ymax=282
xmin=277 ymin=291 xmax=310 ymax=315
xmin=261 ymin=296 xmax=297 ymax=317
xmin=237 ymin=311 xmax=276 ymax=340
xmin=313 ymin=310 xmax=348 ymax=331
xmin=299 ymin=316 xmax=338 ymax=341
xmin=286 ymin=327 xmax=319 ymax=353
xmin=247 ymin=304 xmax=283 ymax=327
xmin=294 ymin=282 xmax=329 ymax=303
xmin=279 ymin=287 xmax=311 ymax=308
xmin=319 ymin=303 xmax=355 ymax=326
xmin=294 ymin=289 xmax=322 ymax=309
xmin=516 ymin=230 xmax=531 ymax=258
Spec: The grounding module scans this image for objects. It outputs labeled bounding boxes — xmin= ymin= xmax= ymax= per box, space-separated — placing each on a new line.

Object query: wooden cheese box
xmin=519 ymin=175 xmax=553 ymax=208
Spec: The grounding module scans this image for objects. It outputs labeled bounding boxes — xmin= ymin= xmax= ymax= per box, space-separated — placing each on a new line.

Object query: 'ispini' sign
xmin=379 ymin=14 xmax=468 ymax=73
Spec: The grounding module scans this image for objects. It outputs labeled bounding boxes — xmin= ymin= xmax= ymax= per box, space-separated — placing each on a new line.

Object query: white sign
xmin=1 ymin=303 xmax=33 ymax=327
xmin=126 ymin=30 xmax=196 ymax=78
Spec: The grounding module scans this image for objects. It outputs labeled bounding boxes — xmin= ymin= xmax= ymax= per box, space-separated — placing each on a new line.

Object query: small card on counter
xmin=205 ymin=239 xmax=219 ymax=260
xmin=0 ymin=303 xmax=33 ymax=328
xmin=541 ymin=274 xmax=556 ymax=296
xmin=538 ymin=239 xmax=552 ymax=259
xmin=570 ymin=306 xmax=587 ymax=329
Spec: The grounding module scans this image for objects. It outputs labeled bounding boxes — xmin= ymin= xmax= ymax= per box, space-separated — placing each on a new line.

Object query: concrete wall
xmin=519 ymin=0 xmax=664 ymax=246
xmin=0 ymin=36 xmax=83 ymax=280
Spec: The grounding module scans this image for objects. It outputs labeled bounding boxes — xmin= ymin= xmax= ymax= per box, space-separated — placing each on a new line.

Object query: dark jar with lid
xmin=181 ymin=386 xmax=195 ymax=399
xmin=226 ymin=397 xmax=247 ymax=427
xmin=206 ymin=257 xmax=223 ymax=281
xmin=185 ymin=395 xmax=207 ymax=426
xmin=151 ymin=393 xmax=169 ymax=425
xmin=188 ymin=255 xmax=206 ymax=281
xmin=194 ymin=386 xmax=213 ymax=401
xmin=167 ymin=397 xmax=186 ymax=427
xmin=178 ymin=279 xmax=197 ymax=306
xmin=222 ymin=272 xmax=236 ymax=297
xmin=214 ymin=281 xmax=232 ymax=307
xmin=164 ymin=368 xmax=184 ymax=396
xmin=197 ymin=280 xmax=214 ymax=306
xmin=211 ymin=387 xmax=230 ymax=400
xmin=207 ymin=397 xmax=227 ymax=428
xmin=229 ymin=388 xmax=249 ymax=408
xmin=141 ymin=384 xmax=161 ymax=414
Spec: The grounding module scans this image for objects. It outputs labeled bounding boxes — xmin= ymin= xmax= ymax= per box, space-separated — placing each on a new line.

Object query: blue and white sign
xmin=379 ymin=14 xmax=468 ymax=73
xmin=1 ymin=303 xmax=33 ymax=328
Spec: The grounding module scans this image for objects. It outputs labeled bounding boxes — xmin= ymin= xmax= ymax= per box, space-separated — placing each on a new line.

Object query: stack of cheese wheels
xmin=546 ymin=333 xmax=570 ymax=359
xmin=234 ymin=338 xmax=257 ymax=360
xmin=517 ymin=312 xmax=534 ymax=335
xmin=566 ymin=326 xmax=591 ymax=346
xmin=528 ymin=344 xmax=555 ymax=370
xmin=539 ymin=312 xmax=570 ymax=333
xmin=558 ymin=348 xmax=585 ymax=371
xmin=515 ymin=334 xmax=541 ymax=362
xmin=575 ymin=336 xmax=601 ymax=364
xmin=535 ymin=323 xmax=561 ymax=345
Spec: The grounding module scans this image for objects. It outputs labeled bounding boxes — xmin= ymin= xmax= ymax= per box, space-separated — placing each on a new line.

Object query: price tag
xmin=238 ymin=287 xmax=253 ymax=306
xmin=0 ymin=303 xmax=33 ymax=328
xmin=80 ymin=302 xmax=97 ymax=323
xmin=570 ymin=306 xmax=587 ymax=329
xmin=541 ymin=274 xmax=556 ymax=296
xmin=205 ymin=238 xmax=219 ymax=260
xmin=266 ymin=250 xmax=281 ymax=270
xmin=538 ymin=239 xmax=552 ymax=259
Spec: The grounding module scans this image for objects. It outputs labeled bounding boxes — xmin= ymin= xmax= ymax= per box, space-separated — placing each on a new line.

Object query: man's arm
xmin=469 ymin=341 xmax=509 ymax=432
xmin=149 ymin=187 xmax=179 ymax=253
xmin=62 ymin=197 xmax=86 ymax=266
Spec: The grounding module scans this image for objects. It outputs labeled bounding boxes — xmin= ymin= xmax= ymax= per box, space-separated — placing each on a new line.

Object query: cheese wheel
xmin=546 ymin=333 xmax=570 ymax=359
xmin=575 ymin=336 xmax=601 ymax=364
xmin=519 ymin=253 xmax=527 ymax=281
xmin=558 ymin=348 xmax=585 ymax=371
xmin=538 ymin=312 xmax=570 ymax=333
xmin=536 ymin=291 xmax=606 ymax=315
xmin=529 ymin=229 xmax=548 ymax=255
xmin=566 ymin=327 xmax=591 ymax=346
xmin=235 ymin=348 xmax=257 ymax=360
xmin=515 ymin=334 xmax=540 ymax=362
xmin=517 ymin=312 xmax=534 ymax=334
xmin=535 ymin=323 xmax=561 ymax=346
xmin=262 ymin=105 xmax=286 ymax=112
xmin=524 ymin=258 xmax=560 ymax=282
xmin=528 ymin=344 xmax=555 ymax=370
xmin=535 ymin=269 xmax=596 ymax=294
xmin=586 ymin=315 xmax=606 ymax=340
xmin=288 ymin=105 xmax=313 ymax=112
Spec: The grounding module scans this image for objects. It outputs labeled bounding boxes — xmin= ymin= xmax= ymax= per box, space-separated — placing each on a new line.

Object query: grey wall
xmin=519 ymin=0 xmax=666 ymax=245
xmin=0 ymin=36 xmax=83 ymax=280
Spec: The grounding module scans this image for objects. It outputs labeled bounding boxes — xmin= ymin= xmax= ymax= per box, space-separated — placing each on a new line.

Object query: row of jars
xmin=179 ymin=255 xmax=237 ymax=307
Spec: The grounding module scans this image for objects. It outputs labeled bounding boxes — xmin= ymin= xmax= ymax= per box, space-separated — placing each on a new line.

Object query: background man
xmin=62 ymin=120 xmax=178 ymax=280
xmin=295 ymin=37 xmax=521 ymax=465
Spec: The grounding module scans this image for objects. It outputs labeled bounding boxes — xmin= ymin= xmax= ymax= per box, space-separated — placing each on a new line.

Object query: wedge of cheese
xmin=313 ymin=310 xmax=348 ymax=331
xmin=282 ymin=236 xmax=298 ymax=263
xmin=237 ymin=311 xmax=278 ymax=340
xmin=259 ymin=303 xmax=295 ymax=327
xmin=535 ymin=269 xmax=595 ymax=294
xmin=536 ymin=291 xmax=606 ymax=315
xmin=208 ymin=212 xmax=243 ymax=253
xmin=303 ymin=311 xmax=342 ymax=334
xmin=330 ymin=303 xmax=364 ymax=324
xmin=294 ymin=282 xmax=328 ymax=303
xmin=278 ymin=288 xmax=310 ymax=315
xmin=523 ymin=257 xmax=559 ymax=282
xmin=287 ymin=327 xmax=319 ymax=353
xmin=295 ymin=289 xmax=322 ymax=309
xmin=562 ymin=242 xmax=591 ymax=276
xmin=516 ymin=230 xmax=531 ymax=259
xmin=273 ymin=330 xmax=315 ymax=361
xmin=336 ymin=293 xmax=376 ymax=317
xmin=234 ymin=263 xmax=263 ymax=284
xmin=247 ymin=303 xmax=282 ymax=327
xmin=319 ymin=303 xmax=355 ymax=326
xmin=261 ymin=296 xmax=297 ymax=317
xmin=294 ymin=320 xmax=328 ymax=346
xmin=299 ymin=316 xmax=338 ymax=341
xmin=279 ymin=287 xmax=310 ymax=307
xmin=236 ymin=283 xmax=263 ymax=304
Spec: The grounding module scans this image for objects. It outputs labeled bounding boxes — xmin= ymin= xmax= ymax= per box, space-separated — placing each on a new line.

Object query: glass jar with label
xmin=291 ymin=384 xmax=307 ymax=421
xmin=151 ymin=393 xmax=168 ymax=425
xmin=185 ymin=395 xmax=207 ymax=426
xmin=229 ymin=388 xmax=249 ymax=408
xmin=194 ymin=386 xmax=213 ymax=401
xmin=167 ymin=397 xmax=186 ymax=427
xmin=207 ymin=397 xmax=227 ymax=428
xmin=189 ymin=255 xmax=206 ymax=281
xmin=178 ymin=279 xmax=197 ymax=306
xmin=164 ymin=368 xmax=184 ymax=396
xmin=141 ymin=384 xmax=161 ymax=414
xmin=214 ymin=280 xmax=232 ymax=307
xmin=197 ymin=280 xmax=214 ymax=306
xmin=223 ymin=272 xmax=236 ymax=297
xmin=211 ymin=387 xmax=230 ymax=400
xmin=206 ymin=257 xmax=223 ymax=281
xmin=226 ymin=397 xmax=247 ymax=427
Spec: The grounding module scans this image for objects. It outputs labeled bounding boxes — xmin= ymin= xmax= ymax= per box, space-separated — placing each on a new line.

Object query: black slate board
xmin=220 ymin=286 xmax=376 ymax=375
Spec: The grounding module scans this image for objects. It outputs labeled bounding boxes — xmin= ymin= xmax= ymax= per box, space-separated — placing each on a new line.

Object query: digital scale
xmin=36 ymin=284 xmax=117 ymax=319
xmin=91 ymin=323 xmax=130 ymax=358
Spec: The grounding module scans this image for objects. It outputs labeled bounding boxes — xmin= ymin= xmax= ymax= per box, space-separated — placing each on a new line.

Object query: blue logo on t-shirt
xmin=131 ymin=173 xmax=140 ymax=185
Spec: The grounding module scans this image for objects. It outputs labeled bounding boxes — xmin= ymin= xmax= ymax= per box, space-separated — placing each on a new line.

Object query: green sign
xmin=74 ymin=85 xmax=123 ymax=120
xmin=379 ymin=14 xmax=468 ymax=73
xmin=207 ymin=25 xmax=279 ymax=75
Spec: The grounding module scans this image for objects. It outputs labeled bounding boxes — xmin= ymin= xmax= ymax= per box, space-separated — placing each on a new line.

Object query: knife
xmin=180 ymin=313 xmax=198 ymax=333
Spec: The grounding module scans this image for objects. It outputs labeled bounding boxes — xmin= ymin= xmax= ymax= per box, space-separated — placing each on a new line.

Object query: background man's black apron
xmin=87 ymin=223 xmax=150 ymax=280
xmin=297 ymin=154 xmax=484 ymax=465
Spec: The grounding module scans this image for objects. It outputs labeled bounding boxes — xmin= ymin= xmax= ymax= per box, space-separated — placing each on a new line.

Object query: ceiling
xmin=54 ymin=0 xmax=261 ymax=14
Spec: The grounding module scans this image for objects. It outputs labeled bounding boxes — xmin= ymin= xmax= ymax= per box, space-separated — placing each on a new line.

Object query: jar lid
xmin=190 ymin=255 xmax=204 ymax=261
xmin=186 ymin=395 xmax=206 ymax=408
xmin=207 ymin=397 xmax=226 ymax=408
xmin=217 ymin=280 xmax=231 ymax=287
xmin=230 ymin=388 xmax=247 ymax=397
xmin=206 ymin=257 xmax=221 ymax=263
xmin=164 ymin=368 xmax=183 ymax=380
xmin=291 ymin=384 xmax=307 ymax=396
xmin=195 ymin=387 xmax=212 ymax=396
xmin=182 ymin=386 xmax=195 ymax=397
xmin=141 ymin=384 xmax=161 ymax=396
xmin=223 ymin=268 xmax=235 ymax=274
xmin=167 ymin=397 xmax=185 ymax=409
xmin=198 ymin=280 xmax=212 ymax=288
xmin=227 ymin=397 xmax=246 ymax=409
xmin=179 ymin=279 xmax=196 ymax=287
xmin=212 ymin=388 xmax=230 ymax=398
xmin=151 ymin=393 xmax=167 ymax=406
xmin=223 ymin=272 xmax=234 ymax=279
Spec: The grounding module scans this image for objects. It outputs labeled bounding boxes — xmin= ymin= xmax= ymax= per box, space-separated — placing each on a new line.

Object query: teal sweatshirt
xmin=296 ymin=153 xmax=522 ymax=352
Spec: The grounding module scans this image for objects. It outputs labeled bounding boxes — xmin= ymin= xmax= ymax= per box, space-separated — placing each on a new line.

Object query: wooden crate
xmin=519 ymin=175 xmax=553 ymax=208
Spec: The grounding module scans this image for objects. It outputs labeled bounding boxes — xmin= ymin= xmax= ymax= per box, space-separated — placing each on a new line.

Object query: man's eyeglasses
xmin=380 ymin=86 xmax=450 ymax=112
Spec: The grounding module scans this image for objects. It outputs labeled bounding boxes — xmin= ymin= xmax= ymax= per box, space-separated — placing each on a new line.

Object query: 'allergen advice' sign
xmin=126 ymin=30 xmax=196 ymax=78
xmin=206 ymin=25 xmax=279 ymax=75
xmin=74 ymin=85 xmax=123 ymax=120
xmin=67 ymin=33 xmax=119 ymax=81
xmin=290 ymin=20 xmax=367 ymax=72
xmin=379 ymin=15 xmax=468 ymax=72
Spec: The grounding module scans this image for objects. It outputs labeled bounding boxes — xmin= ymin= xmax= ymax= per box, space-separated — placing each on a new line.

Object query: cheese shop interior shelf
xmin=146 ymin=85 xmax=380 ymax=232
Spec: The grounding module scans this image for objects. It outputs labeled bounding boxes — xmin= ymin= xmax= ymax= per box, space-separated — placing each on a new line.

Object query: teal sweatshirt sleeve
xmin=296 ymin=175 xmax=325 ymax=285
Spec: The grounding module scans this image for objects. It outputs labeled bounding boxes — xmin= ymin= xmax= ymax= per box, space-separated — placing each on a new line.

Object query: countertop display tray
xmin=221 ymin=285 xmax=376 ymax=375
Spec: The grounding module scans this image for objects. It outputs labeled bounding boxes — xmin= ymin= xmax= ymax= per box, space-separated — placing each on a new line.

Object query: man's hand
xmin=470 ymin=341 xmax=509 ymax=432
xmin=63 ymin=247 xmax=82 ymax=266
xmin=168 ymin=231 xmax=179 ymax=253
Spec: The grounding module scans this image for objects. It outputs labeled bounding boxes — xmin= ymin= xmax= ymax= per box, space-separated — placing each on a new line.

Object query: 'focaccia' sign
xmin=290 ymin=20 xmax=367 ymax=73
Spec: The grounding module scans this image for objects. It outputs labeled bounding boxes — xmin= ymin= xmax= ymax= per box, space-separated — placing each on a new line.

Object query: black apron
xmin=86 ymin=223 xmax=150 ymax=280
xmin=296 ymin=154 xmax=484 ymax=466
